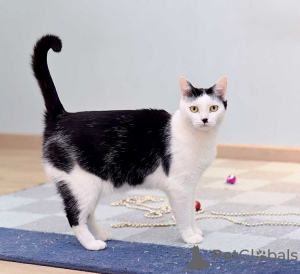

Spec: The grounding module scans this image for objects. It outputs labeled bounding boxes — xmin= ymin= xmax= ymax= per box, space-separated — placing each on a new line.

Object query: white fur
xmin=44 ymin=78 xmax=226 ymax=250
xmin=180 ymin=94 xmax=225 ymax=132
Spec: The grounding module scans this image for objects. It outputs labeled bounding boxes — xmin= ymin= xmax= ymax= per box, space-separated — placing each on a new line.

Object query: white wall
xmin=1 ymin=0 xmax=300 ymax=146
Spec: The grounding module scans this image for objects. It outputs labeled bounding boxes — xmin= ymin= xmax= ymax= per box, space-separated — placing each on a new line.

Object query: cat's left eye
xmin=190 ymin=106 xmax=199 ymax=113
xmin=210 ymin=105 xmax=218 ymax=112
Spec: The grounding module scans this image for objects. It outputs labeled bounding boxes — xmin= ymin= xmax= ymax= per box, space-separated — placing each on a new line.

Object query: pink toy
xmin=227 ymin=174 xmax=236 ymax=184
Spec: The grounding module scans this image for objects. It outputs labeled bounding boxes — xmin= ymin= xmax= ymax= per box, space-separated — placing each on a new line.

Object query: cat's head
xmin=179 ymin=77 xmax=227 ymax=131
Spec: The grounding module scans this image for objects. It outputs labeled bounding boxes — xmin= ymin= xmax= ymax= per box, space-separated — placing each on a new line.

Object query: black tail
xmin=31 ymin=34 xmax=65 ymax=116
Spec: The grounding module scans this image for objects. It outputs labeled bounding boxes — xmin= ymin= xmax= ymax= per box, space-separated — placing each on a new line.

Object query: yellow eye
xmin=190 ymin=106 xmax=199 ymax=113
xmin=210 ymin=105 xmax=218 ymax=112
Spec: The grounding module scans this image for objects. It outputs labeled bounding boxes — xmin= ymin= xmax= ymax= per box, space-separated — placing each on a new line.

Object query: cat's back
xmin=44 ymin=108 xmax=171 ymax=135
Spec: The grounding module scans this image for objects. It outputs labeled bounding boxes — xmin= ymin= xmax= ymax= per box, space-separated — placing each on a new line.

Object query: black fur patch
xmin=44 ymin=109 xmax=172 ymax=188
xmin=187 ymin=83 xmax=227 ymax=109
xmin=56 ymin=181 xmax=79 ymax=226
xmin=44 ymin=142 xmax=74 ymax=173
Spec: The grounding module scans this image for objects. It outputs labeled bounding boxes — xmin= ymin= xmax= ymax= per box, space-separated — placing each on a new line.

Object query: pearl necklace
xmin=110 ymin=196 xmax=300 ymax=228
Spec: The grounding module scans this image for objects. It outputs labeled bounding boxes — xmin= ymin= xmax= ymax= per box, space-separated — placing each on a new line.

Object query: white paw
xmin=82 ymin=239 xmax=107 ymax=250
xmin=183 ymin=233 xmax=203 ymax=244
xmin=96 ymin=230 xmax=113 ymax=241
xmin=193 ymin=227 xmax=203 ymax=236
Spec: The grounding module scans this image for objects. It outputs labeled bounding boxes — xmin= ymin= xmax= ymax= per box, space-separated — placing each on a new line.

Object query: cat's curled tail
xmin=31 ymin=34 xmax=65 ymax=116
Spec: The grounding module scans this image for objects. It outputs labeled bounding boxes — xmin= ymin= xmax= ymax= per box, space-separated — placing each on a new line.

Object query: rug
xmin=1 ymin=227 xmax=300 ymax=273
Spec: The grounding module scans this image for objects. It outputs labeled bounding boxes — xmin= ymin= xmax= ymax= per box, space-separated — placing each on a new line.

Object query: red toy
xmin=195 ymin=200 xmax=201 ymax=211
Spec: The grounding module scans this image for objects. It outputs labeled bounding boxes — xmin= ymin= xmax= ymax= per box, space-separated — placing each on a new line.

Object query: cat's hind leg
xmin=87 ymin=212 xmax=113 ymax=241
xmin=72 ymin=223 xmax=106 ymax=251
xmin=56 ymin=172 xmax=106 ymax=250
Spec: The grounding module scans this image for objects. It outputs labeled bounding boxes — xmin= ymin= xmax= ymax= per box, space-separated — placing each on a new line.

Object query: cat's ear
xmin=179 ymin=77 xmax=193 ymax=98
xmin=213 ymin=76 xmax=227 ymax=99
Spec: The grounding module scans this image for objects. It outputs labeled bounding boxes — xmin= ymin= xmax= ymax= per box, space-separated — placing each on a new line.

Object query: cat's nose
xmin=202 ymin=118 xmax=208 ymax=124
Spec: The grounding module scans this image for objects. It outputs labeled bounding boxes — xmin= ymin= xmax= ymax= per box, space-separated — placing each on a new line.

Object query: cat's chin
xmin=194 ymin=124 xmax=212 ymax=131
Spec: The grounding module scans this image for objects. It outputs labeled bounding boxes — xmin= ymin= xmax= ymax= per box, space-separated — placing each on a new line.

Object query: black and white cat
xmin=32 ymin=35 xmax=227 ymax=250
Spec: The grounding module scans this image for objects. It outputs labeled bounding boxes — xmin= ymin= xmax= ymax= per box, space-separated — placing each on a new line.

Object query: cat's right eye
xmin=190 ymin=106 xmax=199 ymax=113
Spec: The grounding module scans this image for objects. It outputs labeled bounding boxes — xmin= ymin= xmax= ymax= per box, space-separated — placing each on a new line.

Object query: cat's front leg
xmin=166 ymin=184 xmax=203 ymax=244
xmin=191 ymin=192 xmax=203 ymax=236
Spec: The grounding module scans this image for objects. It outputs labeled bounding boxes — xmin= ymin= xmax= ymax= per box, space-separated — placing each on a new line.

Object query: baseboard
xmin=1 ymin=134 xmax=299 ymax=163
xmin=217 ymin=143 xmax=300 ymax=163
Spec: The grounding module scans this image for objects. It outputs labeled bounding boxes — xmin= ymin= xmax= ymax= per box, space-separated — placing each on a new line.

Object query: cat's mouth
xmin=193 ymin=122 xmax=212 ymax=131
xmin=199 ymin=124 xmax=211 ymax=131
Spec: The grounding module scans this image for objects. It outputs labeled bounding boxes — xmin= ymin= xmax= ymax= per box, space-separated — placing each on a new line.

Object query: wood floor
xmin=0 ymin=149 xmax=47 ymax=195
xmin=0 ymin=261 xmax=93 ymax=274
xmin=0 ymin=148 xmax=94 ymax=274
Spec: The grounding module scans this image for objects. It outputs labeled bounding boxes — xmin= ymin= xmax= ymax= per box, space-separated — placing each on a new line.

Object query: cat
xmin=31 ymin=34 xmax=227 ymax=250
